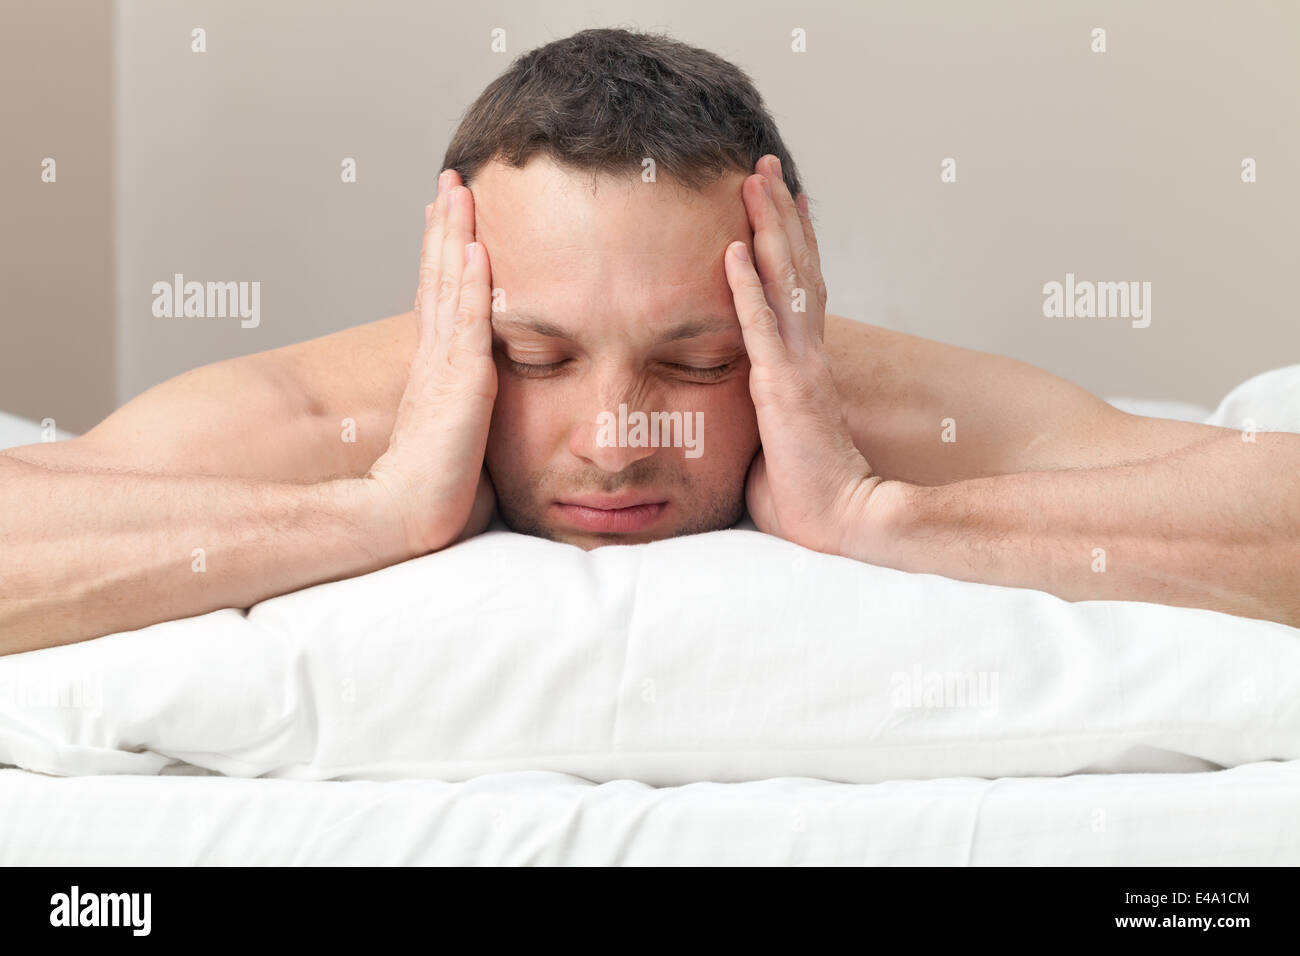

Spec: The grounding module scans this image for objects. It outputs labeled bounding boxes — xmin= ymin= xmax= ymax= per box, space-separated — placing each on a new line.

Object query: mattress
xmin=4 ymin=760 xmax=1298 ymax=866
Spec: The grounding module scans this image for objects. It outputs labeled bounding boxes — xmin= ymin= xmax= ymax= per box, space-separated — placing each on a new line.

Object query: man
xmin=2 ymin=28 xmax=1296 ymax=655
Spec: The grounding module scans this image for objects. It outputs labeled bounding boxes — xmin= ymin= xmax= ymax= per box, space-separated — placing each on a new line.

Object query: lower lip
xmin=554 ymin=501 xmax=668 ymax=533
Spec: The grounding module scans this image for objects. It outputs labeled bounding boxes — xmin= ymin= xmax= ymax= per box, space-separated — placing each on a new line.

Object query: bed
xmin=2 ymin=366 xmax=1298 ymax=866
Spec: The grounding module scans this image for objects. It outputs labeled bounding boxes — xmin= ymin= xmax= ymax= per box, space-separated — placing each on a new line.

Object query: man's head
xmin=441 ymin=28 xmax=803 ymax=549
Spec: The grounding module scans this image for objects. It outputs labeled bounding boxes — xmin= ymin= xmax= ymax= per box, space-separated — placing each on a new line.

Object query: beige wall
xmin=4 ymin=0 xmax=1298 ymax=430
xmin=0 ymin=0 xmax=115 ymax=434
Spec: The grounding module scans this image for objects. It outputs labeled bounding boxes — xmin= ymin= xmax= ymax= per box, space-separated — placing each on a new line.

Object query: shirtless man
xmin=2 ymin=28 xmax=1297 ymax=655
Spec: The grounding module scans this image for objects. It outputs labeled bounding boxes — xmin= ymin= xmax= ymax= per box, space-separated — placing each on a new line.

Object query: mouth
xmin=552 ymin=494 xmax=670 ymax=534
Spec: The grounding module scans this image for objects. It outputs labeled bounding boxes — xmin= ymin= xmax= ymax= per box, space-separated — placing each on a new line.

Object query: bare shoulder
xmin=5 ymin=311 xmax=418 ymax=482
xmin=822 ymin=312 xmax=922 ymax=413
xmin=259 ymin=310 xmax=418 ymax=420
xmin=819 ymin=311 xmax=1224 ymax=481
xmin=822 ymin=310 xmax=1096 ymax=408
xmin=824 ymin=311 xmax=912 ymax=363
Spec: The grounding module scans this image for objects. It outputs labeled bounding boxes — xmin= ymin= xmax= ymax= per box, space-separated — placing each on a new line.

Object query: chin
xmin=497 ymin=495 xmax=747 ymax=548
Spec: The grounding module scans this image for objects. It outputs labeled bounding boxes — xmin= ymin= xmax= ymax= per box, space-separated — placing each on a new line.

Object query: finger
xmin=793 ymin=193 xmax=823 ymax=286
xmin=420 ymin=169 xmax=455 ymax=286
xmin=451 ymin=240 xmax=493 ymax=358
xmin=415 ymin=169 xmax=455 ymax=329
xmin=761 ymin=156 xmax=816 ymax=284
xmin=792 ymin=193 xmax=826 ymax=339
xmin=434 ymin=184 xmax=475 ymax=343
xmin=744 ymin=173 xmax=812 ymax=356
xmin=414 ymin=200 xmax=436 ymax=312
xmin=761 ymin=156 xmax=826 ymax=342
xmin=724 ymin=239 xmax=789 ymax=372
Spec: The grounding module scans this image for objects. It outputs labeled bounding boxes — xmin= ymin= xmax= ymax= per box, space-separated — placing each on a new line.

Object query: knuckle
xmin=436 ymin=270 xmax=459 ymax=303
xmin=788 ymin=374 xmax=818 ymax=404
xmin=759 ymin=267 xmax=792 ymax=299
xmin=453 ymin=300 xmax=480 ymax=327
xmin=779 ymin=261 xmax=800 ymax=289
xmin=749 ymin=301 xmax=780 ymax=330
xmin=747 ymin=367 xmax=793 ymax=408
xmin=747 ymin=365 xmax=782 ymax=397
xmin=417 ymin=262 xmax=438 ymax=295
xmin=445 ymin=351 xmax=498 ymax=394
xmin=797 ymin=248 xmax=818 ymax=279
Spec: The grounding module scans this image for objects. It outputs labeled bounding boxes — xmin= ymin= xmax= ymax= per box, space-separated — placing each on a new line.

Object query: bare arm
xmin=0 ymin=456 xmax=404 ymax=654
xmin=847 ymin=429 xmax=1300 ymax=628
xmin=823 ymin=318 xmax=1300 ymax=626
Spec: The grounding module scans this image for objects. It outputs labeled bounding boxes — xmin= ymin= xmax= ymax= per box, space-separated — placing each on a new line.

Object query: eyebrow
xmin=493 ymin=312 xmax=737 ymax=343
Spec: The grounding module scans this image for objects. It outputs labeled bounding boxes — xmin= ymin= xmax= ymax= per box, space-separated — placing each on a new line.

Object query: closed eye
xmin=666 ymin=362 xmax=734 ymax=381
xmin=505 ymin=358 xmax=572 ymax=378
xmin=504 ymin=358 xmax=736 ymax=381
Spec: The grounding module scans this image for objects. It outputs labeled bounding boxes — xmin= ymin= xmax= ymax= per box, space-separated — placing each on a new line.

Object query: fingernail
xmin=464 ymin=241 xmax=479 ymax=264
xmin=796 ymin=194 xmax=809 ymax=216
xmin=424 ymin=203 xmax=434 ymax=228
xmin=732 ymin=242 xmax=749 ymax=263
xmin=437 ymin=170 xmax=449 ymax=191
xmin=772 ymin=157 xmax=783 ymax=180
xmin=448 ymin=187 xmax=459 ymax=212
xmin=761 ymin=175 xmax=773 ymax=198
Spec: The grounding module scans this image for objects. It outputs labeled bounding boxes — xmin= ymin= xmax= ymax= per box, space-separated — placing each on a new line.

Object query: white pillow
xmin=1203 ymin=363 xmax=1300 ymax=432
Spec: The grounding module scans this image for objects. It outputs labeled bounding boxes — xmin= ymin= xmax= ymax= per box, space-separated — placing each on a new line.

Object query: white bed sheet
xmin=2 ymin=760 xmax=1297 ymax=866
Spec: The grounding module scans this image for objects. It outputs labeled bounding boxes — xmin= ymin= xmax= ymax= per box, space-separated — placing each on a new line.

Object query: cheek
xmin=698 ymin=381 xmax=760 ymax=452
xmin=669 ymin=382 xmax=760 ymax=481
xmin=485 ymin=379 xmax=573 ymax=470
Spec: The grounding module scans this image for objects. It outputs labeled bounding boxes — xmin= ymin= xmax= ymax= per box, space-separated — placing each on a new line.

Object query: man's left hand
xmin=723 ymin=154 xmax=891 ymax=557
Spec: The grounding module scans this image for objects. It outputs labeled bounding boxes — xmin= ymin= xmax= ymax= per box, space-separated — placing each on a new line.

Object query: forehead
xmin=469 ymin=157 xmax=751 ymax=330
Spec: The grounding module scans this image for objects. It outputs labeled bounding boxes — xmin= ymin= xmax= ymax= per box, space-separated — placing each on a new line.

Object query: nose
xmin=569 ymin=371 xmax=662 ymax=473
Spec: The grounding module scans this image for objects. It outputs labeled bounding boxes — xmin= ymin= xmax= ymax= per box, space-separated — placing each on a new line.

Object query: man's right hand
xmin=368 ymin=169 xmax=499 ymax=556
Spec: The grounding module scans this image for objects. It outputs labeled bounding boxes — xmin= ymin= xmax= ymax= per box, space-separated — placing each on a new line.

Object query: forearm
xmin=0 ymin=455 xmax=409 ymax=655
xmin=850 ymin=430 xmax=1300 ymax=627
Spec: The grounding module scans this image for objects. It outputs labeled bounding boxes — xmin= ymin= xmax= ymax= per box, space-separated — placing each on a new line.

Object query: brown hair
xmin=442 ymin=27 xmax=803 ymax=197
